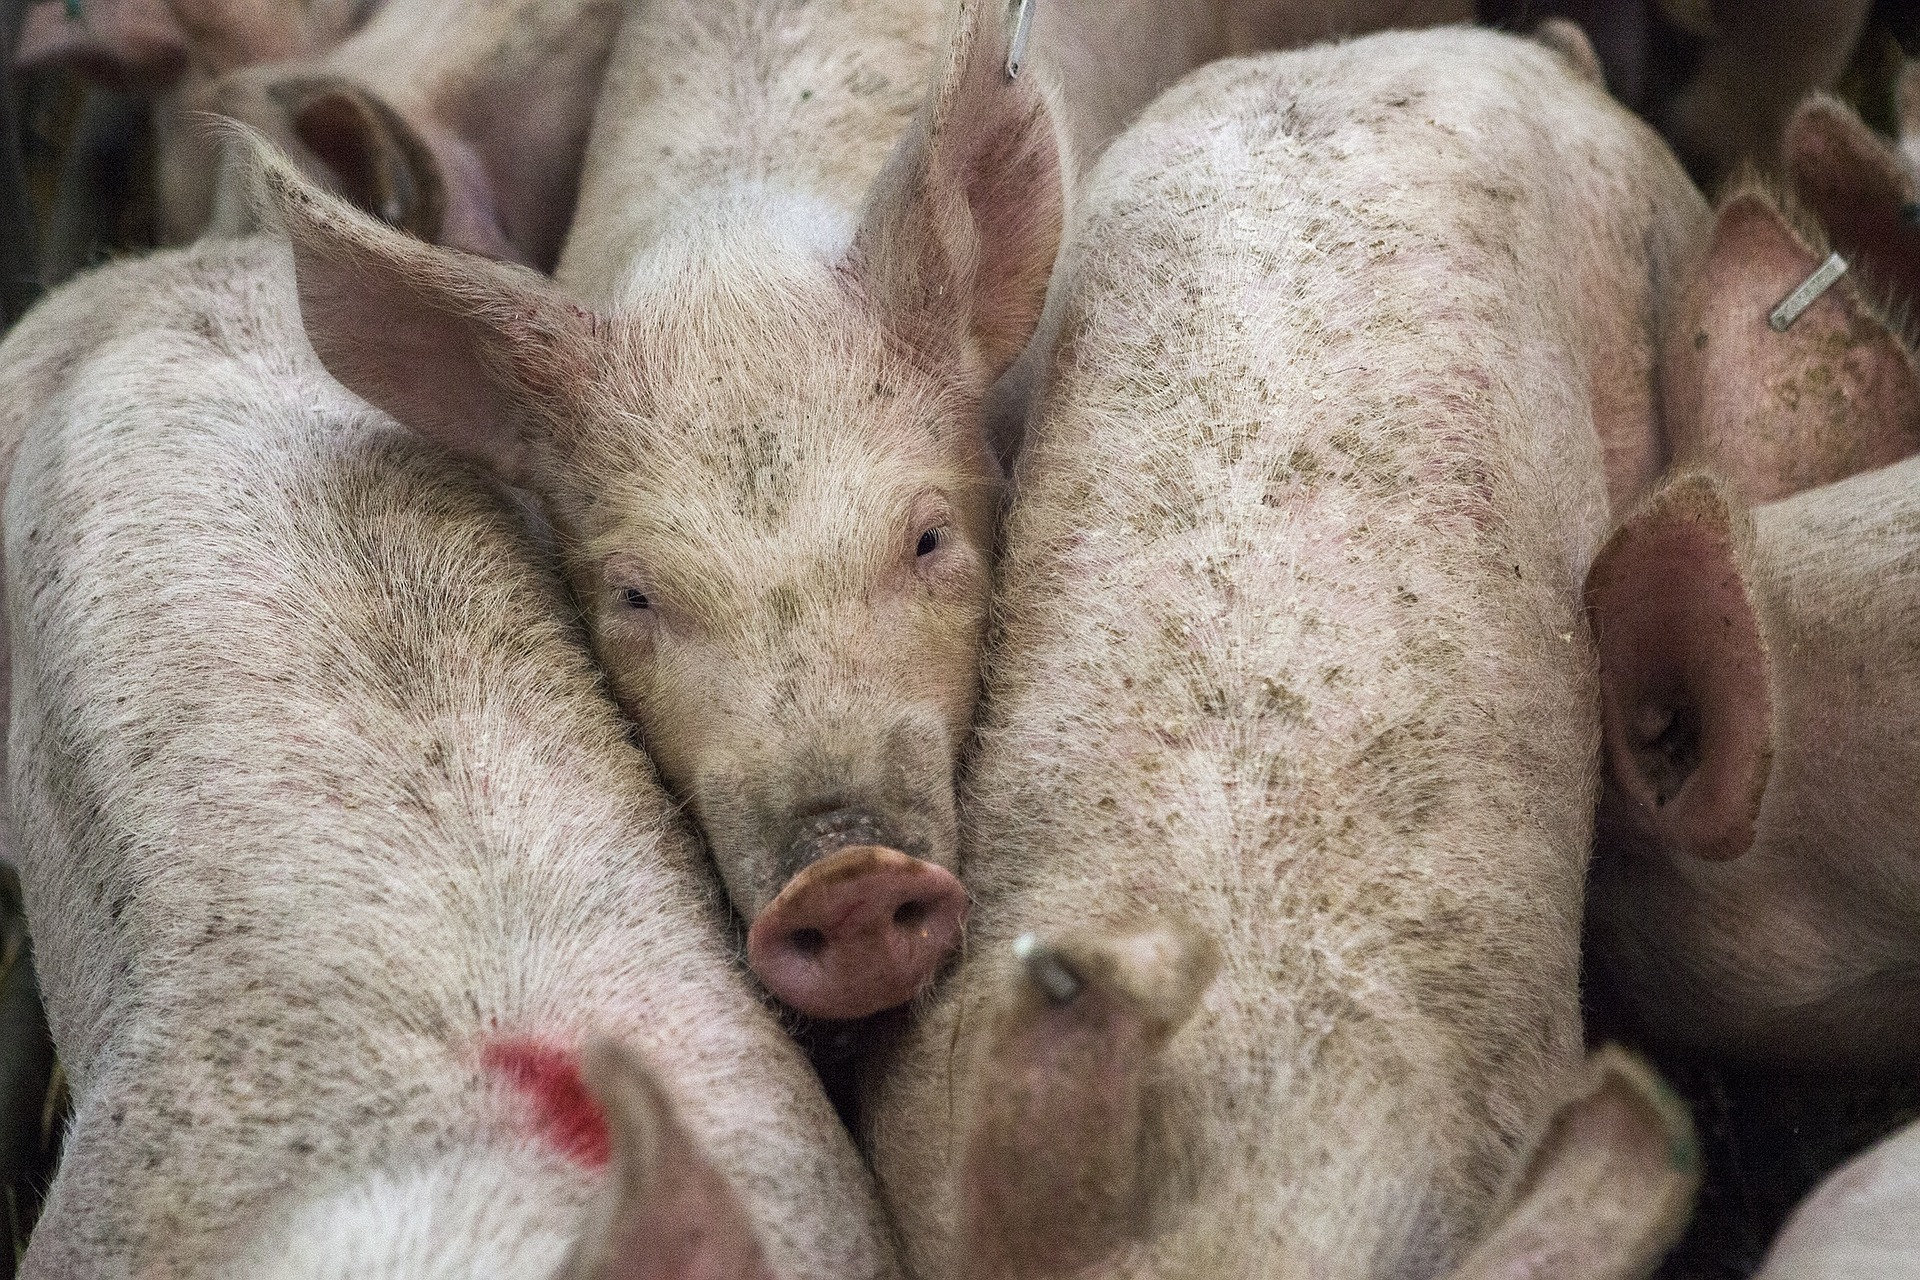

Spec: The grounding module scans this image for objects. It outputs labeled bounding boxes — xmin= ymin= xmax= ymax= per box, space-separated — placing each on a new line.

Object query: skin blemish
xmin=480 ymin=1038 xmax=610 ymax=1168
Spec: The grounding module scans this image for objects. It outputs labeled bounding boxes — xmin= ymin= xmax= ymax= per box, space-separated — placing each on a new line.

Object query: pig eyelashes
xmin=916 ymin=526 xmax=946 ymax=557
xmin=619 ymin=586 xmax=651 ymax=610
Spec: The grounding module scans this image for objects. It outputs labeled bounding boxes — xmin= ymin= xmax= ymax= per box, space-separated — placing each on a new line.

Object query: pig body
xmin=0 ymin=235 xmax=898 ymax=1280
xmin=863 ymin=28 xmax=1705 ymax=1278
xmin=1585 ymin=458 xmax=1920 ymax=1068
xmin=556 ymin=0 xmax=1474 ymax=291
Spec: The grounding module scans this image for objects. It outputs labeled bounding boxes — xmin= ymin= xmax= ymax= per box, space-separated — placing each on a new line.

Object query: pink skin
xmin=1784 ymin=92 xmax=1920 ymax=315
xmin=746 ymin=847 xmax=968 ymax=1021
xmin=1661 ymin=190 xmax=1920 ymax=507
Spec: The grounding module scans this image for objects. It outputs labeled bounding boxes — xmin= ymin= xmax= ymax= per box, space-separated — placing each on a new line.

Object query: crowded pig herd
xmin=1 ymin=0 xmax=1919 ymax=1275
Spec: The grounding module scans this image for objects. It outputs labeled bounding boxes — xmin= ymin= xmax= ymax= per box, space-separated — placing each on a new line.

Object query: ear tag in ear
xmin=1768 ymin=251 xmax=1849 ymax=331
xmin=1005 ymin=0 xmax=1035 ymax=80
xmin=1014 ymin=933 xmax=1083 ymax=1004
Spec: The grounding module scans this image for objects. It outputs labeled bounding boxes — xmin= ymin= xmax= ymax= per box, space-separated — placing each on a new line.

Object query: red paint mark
xmin=480 ymin=1038 xmax=611 ymax=1168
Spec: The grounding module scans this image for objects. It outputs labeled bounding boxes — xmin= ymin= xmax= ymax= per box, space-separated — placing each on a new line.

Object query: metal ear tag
xmin=1006 ymin=0 xmax=1035 ymax=80
xmin=1768 ymin=252 xmax=1848 ymax=332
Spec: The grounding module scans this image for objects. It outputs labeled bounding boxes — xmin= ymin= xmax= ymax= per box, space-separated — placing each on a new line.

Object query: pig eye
xmin=916 ymin=527 xmax=945 ymax=557
xmin=619 ymin=587 xmax=650 ymax=610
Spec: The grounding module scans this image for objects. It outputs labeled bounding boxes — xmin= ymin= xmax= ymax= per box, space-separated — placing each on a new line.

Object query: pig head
xmin=261 ymin=0 xmax=1065 ymax=1019
xmin=160 ymin=0 xmax=619 ymax=265
xmin=1585 ymin=460 xmax=1920 ymax=1065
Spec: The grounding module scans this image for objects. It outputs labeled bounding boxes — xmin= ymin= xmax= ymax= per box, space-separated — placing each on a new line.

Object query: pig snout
xmin=746 ymin=843 xmax=967 ymax=1021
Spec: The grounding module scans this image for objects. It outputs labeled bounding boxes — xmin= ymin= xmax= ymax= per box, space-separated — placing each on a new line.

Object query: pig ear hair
xmin=1661 ymin=182 xmax=1920 ymax=504
xmin=1783 ymin=93 xmax=1920 ymax=314
xmin=12 ymin=0 xmax=186 ymax=88
xmin=249 ymin=134 xmax=599 ymax=489
xmin=260 ymin=76 xmax=449 ymax=247
xmin=559 ymin=1038 xmax=776 ymax=1280
xmin=1585 ymin=473 xmax=1773 ymax=864
xmin=848 ymin=0 xmax=1067 ymax=383
xmin=1529 ymin=18 xmax=1605 ymax=89
xmin=957 ymin=921 xmax=1220 ymax=1280
xmin=1445 ymin=1046 xmax=1699 ymax=1280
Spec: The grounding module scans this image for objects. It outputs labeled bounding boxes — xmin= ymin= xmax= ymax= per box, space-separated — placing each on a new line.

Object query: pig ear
xmin=253 ymin=138 xmax=600 ymax=488
xmin=260 ymin=76 xmax=449 ymax=246
xmin=1585 ymin=474 xmax=1773 ymax=863
xmin=958 ymin=921 xmax=1221 ymax=1280
xmin=1662 ymin=189 xmax=1920 ymax=504
xmin=559 ymin=1039 xmax=775 ymax=1280
xmin=1530 ymin=18 xmax=1605 ymax=89
xmin=1447 ymin=1047 xmax=1699 ymax=1280
xmin=848 ymin=0 xmax=1066 ymax=382
xmin=1783 ymin=94 xmax=1920 ymax=309
xmin=14 ymin=0 xmax=186 ymax=87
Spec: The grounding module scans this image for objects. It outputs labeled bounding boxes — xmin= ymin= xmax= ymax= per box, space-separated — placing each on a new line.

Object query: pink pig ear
xmin=1446 ymin=1047 xmax=1699 ymax=1280
xmin=958 ymin=921 xmax=1220 ymax=1280
xmin=14 ymin=0 xmax=187 ymax=88
xmin=1662 ymin=188 xmax=1920 ymax=505
xmin=847 ymin=0 xmax=1066 ymax=383
xmin=1529 ymin=18 xmax=1605 ymax=89
xmin=1585 ymin=475 xmax=1773 ymax=864
xmin=241 ymin=71 xmax=540 ymax=266
xmin=230 ymin=74 xmax=453 ymax=248
xmin=559 ymin=1039 xmax=776 ymax=1280
xmin=1783 ymin=93 xmax=1920 ymax=310
xmin=254 ymin=137 xmax=599 ymax=488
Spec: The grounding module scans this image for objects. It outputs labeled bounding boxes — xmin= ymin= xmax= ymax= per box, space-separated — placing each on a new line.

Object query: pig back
xmin=870 ymin=29 xmax=1698 ymax=1277
xmin=1 ymin=237 xmax=894 ymax=1280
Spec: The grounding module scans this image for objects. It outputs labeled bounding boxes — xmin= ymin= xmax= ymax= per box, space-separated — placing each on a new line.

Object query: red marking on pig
xmin=480 ymin=1038 xmax=611 ymax=1168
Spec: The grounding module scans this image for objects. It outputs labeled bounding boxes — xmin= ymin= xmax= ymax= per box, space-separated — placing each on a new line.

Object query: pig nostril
xmin=893 ymin=899 xmax=931 ymax=931
xmin=790 ymin=927 xmax=827 ymax=958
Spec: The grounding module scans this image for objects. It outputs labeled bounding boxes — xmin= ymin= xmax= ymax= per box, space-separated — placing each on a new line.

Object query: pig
xmin=1752 ymin=1115 xmax=1920 ymax=1279
xmin=0 ymin=218 xmax=899 ymax=1278
xmin=265 ymin=0 xmax=1477 ymax=1022
xmin=852 ymin=27 xmax=1707 ymax=1278
xmin=1582 ymin=459 xmax=1920 ymax=1068
xmin=156 ymin=0 xmax=621 ymax=264
xmin=1581 ymin=126 xmax=1920 ymax=1067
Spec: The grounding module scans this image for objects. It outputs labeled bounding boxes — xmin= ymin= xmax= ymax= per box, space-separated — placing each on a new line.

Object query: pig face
xmin=263 ymin=0 xmax=1064 ymax=1019
xmin=548 ymin=280 xmax=998 ymax=951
